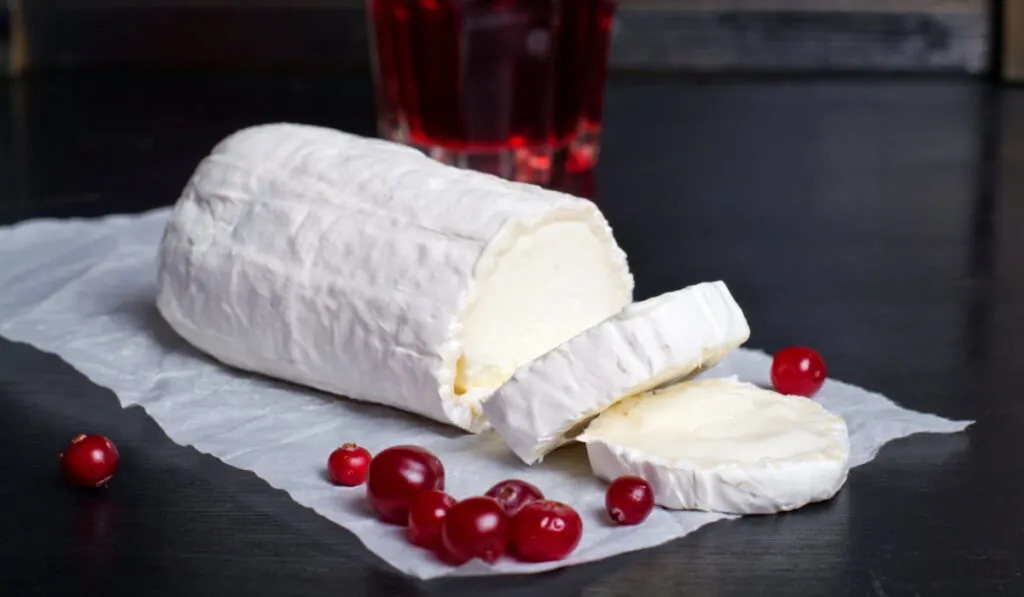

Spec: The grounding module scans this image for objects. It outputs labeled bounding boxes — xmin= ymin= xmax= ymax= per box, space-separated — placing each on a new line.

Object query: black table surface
xmin=1 ymin=71 xmax=1019 ymax=596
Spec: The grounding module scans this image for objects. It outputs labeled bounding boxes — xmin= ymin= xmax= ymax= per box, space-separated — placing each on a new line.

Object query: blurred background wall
xmin=2 ymin=1 xmax=998 ymax=76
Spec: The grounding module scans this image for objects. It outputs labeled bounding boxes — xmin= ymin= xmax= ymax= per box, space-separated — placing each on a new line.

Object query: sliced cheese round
xmin=156 ymin=123 xmax=633 ymax=432
xmin=579 ymin=378 xmax=851 ymax=514
xmin=480 ymin=281 xmax=750 ymax=464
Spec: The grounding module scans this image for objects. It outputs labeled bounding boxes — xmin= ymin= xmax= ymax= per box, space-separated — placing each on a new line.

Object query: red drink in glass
xmin=366 ymin=0 xmax=614 ymax=185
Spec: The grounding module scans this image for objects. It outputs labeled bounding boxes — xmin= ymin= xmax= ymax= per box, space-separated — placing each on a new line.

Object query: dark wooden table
xmin=0 ymin=71 xmax=1018 ymax=596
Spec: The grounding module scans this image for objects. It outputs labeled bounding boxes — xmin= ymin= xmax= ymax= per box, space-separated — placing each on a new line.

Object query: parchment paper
xmin=0 ymin=209 xmax=972 ymax=579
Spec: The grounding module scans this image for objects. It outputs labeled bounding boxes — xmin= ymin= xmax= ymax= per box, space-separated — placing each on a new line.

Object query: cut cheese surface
xmin=579 ymin=378 xmax=851 ymax=514
xmin=456 ymin=218 xmax=629 ymax=402
xmin=481 ymin=281 xmax=750 ymax=464
xmin=156 ymin=123 xmax=633 ymax=432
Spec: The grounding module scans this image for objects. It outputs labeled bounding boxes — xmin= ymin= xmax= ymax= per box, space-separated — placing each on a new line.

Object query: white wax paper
xmin=0 ymin=209 xmax=972 ymax=579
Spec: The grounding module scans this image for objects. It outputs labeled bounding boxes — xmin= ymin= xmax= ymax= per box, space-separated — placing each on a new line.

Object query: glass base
xmin=409 ymin=142 xmax=565 ymax=187
xmin=379 ymin=123 xmax=603 ymax=190
xmin=401 ymin=136 xmax=603 ymax=188
xmin=567 ymin=125 xmax=602 ymax=174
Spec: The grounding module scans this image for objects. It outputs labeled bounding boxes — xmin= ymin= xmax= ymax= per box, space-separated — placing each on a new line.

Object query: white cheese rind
xmin=579 ymin=379 xmax=851 ymax=514
xmin=481 ymin=281 xmax=750 ymax=464
xmin=155 ymin=123 xmax=633 ymax=432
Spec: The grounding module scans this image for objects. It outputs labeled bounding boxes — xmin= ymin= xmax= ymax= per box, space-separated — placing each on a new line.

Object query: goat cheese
xmin=481 ymin=281 xmax=750 ymax=464
xmin=579 ymin=378 xmax=851 ymax=514
xmin=156 ymin=123 xmax=633 ymax=432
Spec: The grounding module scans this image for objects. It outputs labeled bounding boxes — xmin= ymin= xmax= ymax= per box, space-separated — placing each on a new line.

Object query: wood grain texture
xmin=1002 ymin=0 xmax=1024 ymax=81
xmin=621 ymin=0 xmax=983 ymax=12
xmin=0 ymin=72 xmax=1017 ymax=596
xmin=0 ymin=2 xmax=9 ymax=76
xmin=14 ymin=1 xmax=990 ymax=73
xmin=7 ymin=1 xmax=28 ymax=76
xmin=612 ymin=8 xmax=989 ymax=72
xmin=38 ymin=0 xmax=983 ymax=10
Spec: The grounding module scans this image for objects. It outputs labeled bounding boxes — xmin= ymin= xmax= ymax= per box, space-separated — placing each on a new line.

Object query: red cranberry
xmin=484 ymin=479 xmax=544 ymax=516
xmin=327 ymin=443 xmax=371 ymax=486
xmin=771 ymin=346 xmax=827 ymax=397
xmin=605 ymin=475 xmax=655 ymax=525
xmin=407 ymin=489 xmax=457 ymax=549
xmin=60 ymin=434 xmax=119 ymax=488
xmin=441 ymin=497 xmax=510 ymax=565
xmin=510 ymin=500 xmax=583 ymax=563
xmin=366 ymin=445 xmax=444 ymax=525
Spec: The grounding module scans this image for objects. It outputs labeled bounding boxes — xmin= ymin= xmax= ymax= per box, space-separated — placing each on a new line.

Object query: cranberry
xmin=60 ymin=434 xmax=119 ymax=488
xmin=771 ymin=346 xmax=827 ymax=397
xmin=441 ymin=497 xmax=510 ymax=564
xmin=510 ymin=500 xmax=583 ymax=562
xmin=327 ymin=443 xmax=371 ymax=486
xmin=605 ymin=475 xmax=655 ymax=525
xmin=435 ymin=538 xmax=469 ymax=566
xmin=366 ymin=445 xmax=445 ymax=525
xmin=484 ymin=479 xmax=544 ymax=516
xmin=407 ymin=489 xmax=457 ymax=549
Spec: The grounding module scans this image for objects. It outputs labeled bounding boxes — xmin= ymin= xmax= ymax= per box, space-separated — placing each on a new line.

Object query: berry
xmin=771 ymin=346 xmax=827 ymax=397
xmin=327 ymin=443 xmax=371 ymax=486
xmin=441 ymin=497 xmax=510 ymax=564
xmin=510 ymin=500 xmax=583 ymax=562
xmin=435 ymin=538 xmax=469 ymax=566
xmin=366 ymin=445 xmax=445 ymax=525
xmin=407 ymin=490 xmax=457 ymax=549
xmin=60 ymin=434 xmax=120 ymax=488
xmin=605 ymin=475 xmax=654 ymax=525
xmin=484 ymin=479 xmax=544 ymax=516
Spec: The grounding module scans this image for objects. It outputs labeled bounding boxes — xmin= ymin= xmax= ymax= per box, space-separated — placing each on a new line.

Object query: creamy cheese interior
xmin=455 ymin=219 xmax=631 ymax=403
xmin=583 ymin=378 xmax=847 ymax=467
xmin=618 ymin=343 xmax=743 ymax=402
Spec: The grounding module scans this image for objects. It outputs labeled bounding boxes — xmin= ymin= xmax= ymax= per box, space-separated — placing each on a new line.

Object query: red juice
xmin=367 ymin=0 xmax=614 ymax=185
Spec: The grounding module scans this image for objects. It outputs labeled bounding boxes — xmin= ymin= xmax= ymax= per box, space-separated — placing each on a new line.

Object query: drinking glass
xmin=366 ymin=0 xmax=614 ymax=185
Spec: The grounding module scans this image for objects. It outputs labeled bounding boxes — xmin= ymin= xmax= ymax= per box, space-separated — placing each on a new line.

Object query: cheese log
xmin=579 ymin=379 xmax=851 ymax=514
xmin=155 ymin=123 xmax=633 ymax=432
xmin=481 ymin=281 xmax=750 ymax=464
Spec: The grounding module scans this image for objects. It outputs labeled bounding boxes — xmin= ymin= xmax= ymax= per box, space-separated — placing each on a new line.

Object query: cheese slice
xmin=481 ymin=281 xmax=750 ymax=464
xmin=155 ymin=123 xmax=633 ymax=432
xmin=579 ymin=378 xmax=851 ymax=514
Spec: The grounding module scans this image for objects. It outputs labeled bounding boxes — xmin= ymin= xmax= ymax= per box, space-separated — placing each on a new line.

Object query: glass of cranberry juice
xmin=366 ymin=0 xmax=614 ymax=186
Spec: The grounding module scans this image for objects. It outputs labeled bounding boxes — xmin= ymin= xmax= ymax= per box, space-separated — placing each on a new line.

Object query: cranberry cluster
xmin=327 ymin=443 xmax=655 ymax=565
